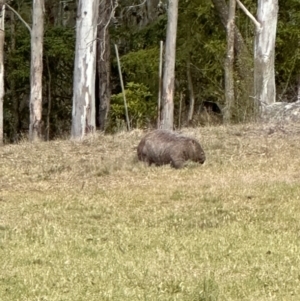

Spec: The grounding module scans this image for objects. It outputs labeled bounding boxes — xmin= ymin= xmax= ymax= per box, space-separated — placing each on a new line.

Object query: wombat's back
xmin=137 ymin=130 xmax=205 ymax=168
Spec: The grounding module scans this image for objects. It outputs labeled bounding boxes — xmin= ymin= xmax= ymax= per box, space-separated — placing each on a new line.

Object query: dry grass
xmin=1 ymin=122 xmax=300 ymax=300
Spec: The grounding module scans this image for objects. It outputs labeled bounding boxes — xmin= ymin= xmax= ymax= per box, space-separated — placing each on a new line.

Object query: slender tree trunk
xmin=62 ymin=1 xmax=69 ymax=27
xmin=146 ymin=0 xmax=160 ymax=21
xmin=212 ymin=0 xmax=249 ymax=59
xmin=157 ymin=40 xmax=163 ymax=128
xmin=186 ymin=55 xmax=195 ymax=122
xmin=297 ymin=75 xmax=300 ymax=102
xmin=254 ymin=0 xmax=278 ymax=106
xmin=46 ymin=55 xmax=51 ymax=141
xmin=0 ymin=2 xmax=5 ymax=146
xmin=115 ymin=44 xmax=130 ymax=131
xmin=178 ymin=91 xmax=183 ymax=129
xmin=29 ymin=0 xmax=44 ymax=142
xmin=71 ymin=0 xmax=99 ymax=139
xmin=212 ymin=0 xmax=253 ymax=116
xmin=10 ymin=10 xmax=20 ymax=142
xmin=160 ymin=0 xmax=178 ymax=130
xmin=224 ymin=0 xmax=236 ymax=123
xmin=97 ymin=0 xmax=111 ymax=131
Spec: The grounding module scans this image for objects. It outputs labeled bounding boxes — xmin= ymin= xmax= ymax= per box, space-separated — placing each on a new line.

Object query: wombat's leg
xmin=147 ymin=158 xmax=154 ymax=166
xmin=171 ymin=159 xmax=184 ymax=169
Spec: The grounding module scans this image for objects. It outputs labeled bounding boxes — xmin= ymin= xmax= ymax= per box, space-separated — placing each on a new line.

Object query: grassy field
xmin=1 ymin=123 xmax=300 ymax=301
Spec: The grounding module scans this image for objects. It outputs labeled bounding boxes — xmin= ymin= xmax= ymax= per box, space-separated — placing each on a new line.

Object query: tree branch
xmin=126 ymin=0 xmax=146 ymax=10
xmin=6 ymin=3 xmax=32 ymax=34
xmin=236 ymin=0 xmax=261 ymax=31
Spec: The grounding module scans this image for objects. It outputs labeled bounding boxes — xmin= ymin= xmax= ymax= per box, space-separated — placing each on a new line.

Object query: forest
xmin=2 ymin=1 xmax=300 ymax=300
xmin=0 ymin=0 xmax=299 ymax=142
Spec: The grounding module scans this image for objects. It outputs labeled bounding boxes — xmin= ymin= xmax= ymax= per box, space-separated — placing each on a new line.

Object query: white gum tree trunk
xmin=29 ymin=0 xmax=44 ymax=142
xmin=224 ymin=0 xmax=236 ymax=123
xmin=71 ymin=0 xmax=99 ymax=139
xmin=160 ymin=0 xmax=178 ymax=130
xmin=254 ymin=0 xmax=278 ymax=106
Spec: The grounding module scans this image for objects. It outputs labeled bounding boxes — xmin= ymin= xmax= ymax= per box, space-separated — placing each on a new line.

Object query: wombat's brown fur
xmin=137 ymin=130 xmax=206 ymax=169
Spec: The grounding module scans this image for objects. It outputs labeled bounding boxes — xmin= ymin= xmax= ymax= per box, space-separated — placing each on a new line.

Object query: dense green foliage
xmin=276 ymin=0 xmax=300 ymax=101
xmin=109 ymin=82 xmax=155 ymax=131
xmin=2 ymin=0 xmax=300 ymax=141
xmin=4 ymin=1 xmax=75 ymax=142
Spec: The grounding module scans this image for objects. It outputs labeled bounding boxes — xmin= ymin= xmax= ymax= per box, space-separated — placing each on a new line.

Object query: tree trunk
xmin=254 ymin=0 xmax=278 ymax=106
xmin=224 ymin=0 xmax=236 ymax=123
xmin=10 ymin=10 xmax=20 ymax=142
xmin=297 ymin=75 xmax=300 ymax=102
xmin=160 ymin=0 xmax=178 ymax=130
xmin=212 ymin=0 xmax=249 ymax=59
xmin=71 ymin=0 xmax=99 ymax=139
xmin=45 ymin=55 xmax=51 ymax=141
xmin=186 ymin=55 xmax=195 ymax=122
xmin=157 ymin=40 xmax=163 ymax=128
xmin=212 ymin=0 xmax=253 ymax=115
xmin=97 ymin=0 xmax=111 ymax=132
xmin=146 ymin=0 xmax=160 ymax=22
xmin=0 ymin=2 xmax=5 ymax=146
xmin=29 ymin=0 xmax=44 ymax=142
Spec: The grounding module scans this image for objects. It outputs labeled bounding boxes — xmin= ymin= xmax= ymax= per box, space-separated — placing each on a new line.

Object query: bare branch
xmin=236 ymin=0 xmax=261 ymax=31
xmin=126 ymin=0 xmax=146 ymax=10
xmin=6 ymin=3 xmax=31 ymax=34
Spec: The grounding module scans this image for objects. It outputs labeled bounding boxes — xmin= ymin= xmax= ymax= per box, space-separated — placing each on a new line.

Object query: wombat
xmin=137 ymin=129 xmax=206 ymax=169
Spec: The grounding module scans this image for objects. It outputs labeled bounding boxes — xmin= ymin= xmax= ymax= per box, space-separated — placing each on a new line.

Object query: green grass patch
xmin=1 ymin=124 xmax=300 ymax=300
